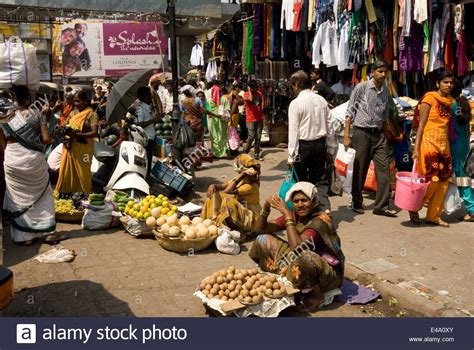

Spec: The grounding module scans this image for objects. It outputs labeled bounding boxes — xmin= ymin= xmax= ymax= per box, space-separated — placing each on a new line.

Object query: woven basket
xmin=153 ymin=230 xmax=216 ymax=253
xmin=55 ymin=211 xmax=84 ymax=223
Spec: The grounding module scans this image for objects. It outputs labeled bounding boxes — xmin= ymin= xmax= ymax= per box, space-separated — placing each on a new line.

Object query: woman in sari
xmin=206 ymin=83 xmax=228 ymax=158
xmin=181 ymin=89 xmax=205 ymax=143
xmin=249 ymin=182 xmax=345 ymax=312
xmin=55 ymin=90 xmax=98 ymax=194
xmin=1 ymin=86 xmax=65 ymax=245
xmin=201 ymin=154 xmax=261 ymax=235
xmin=451 ymin=82 xmax=474 ymax=222
xmin=410 ymin=71 xmax=455 ymax=227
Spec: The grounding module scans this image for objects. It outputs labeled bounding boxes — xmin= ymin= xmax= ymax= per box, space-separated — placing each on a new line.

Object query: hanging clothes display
xmin=206 ymin=60 xmax=218 ymax=82
xmin=399 ymin=22 xmax=424 ymax=72
xmin=190 ymin=43 xmax=204 ymax=67
xmin=280 ymin=0 xmax=296 ymax=30
xmin=312 ymin=20 xmax=338 ymax=67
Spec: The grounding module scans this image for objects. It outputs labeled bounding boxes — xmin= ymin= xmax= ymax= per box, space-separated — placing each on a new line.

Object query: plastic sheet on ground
xmin=335 ymin=280 xmax=380 ymax=305
xmin=35 ymin=245 xmax=76 ymax=264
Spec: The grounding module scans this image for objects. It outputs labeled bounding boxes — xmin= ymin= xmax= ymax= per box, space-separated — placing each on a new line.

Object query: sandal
xmin=409 ymin=211 xmax=421 ymax=225
xmin=426 ymin=220 xmax=450 ymax=228
xmin=462 ymin=214 xmax=474 ymax=222
xmin=44 ymin=232 xmax=69 ymax=243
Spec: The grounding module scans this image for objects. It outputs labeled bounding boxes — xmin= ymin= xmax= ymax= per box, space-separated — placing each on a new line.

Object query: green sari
xmin=207 ymin=96 xmax=228 ymax=158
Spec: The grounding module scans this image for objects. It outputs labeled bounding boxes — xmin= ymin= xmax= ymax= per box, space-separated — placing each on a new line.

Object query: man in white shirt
xmin=288 ymin=70 xmax=336 ymax=213
xmin=132 ymin=87 xmax=160 ymax=176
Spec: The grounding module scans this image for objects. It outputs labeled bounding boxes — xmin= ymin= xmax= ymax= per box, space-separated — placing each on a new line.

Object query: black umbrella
xmin=105 ymin=69 xmax=155 ymax=124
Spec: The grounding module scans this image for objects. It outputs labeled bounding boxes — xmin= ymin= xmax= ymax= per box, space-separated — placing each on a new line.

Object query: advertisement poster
xmin=54 ymin=21 xmax=167 ymax=78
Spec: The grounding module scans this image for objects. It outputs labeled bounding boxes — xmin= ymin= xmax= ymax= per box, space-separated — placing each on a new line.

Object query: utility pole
xmin=167 ymin=0 xmax=180 ymax=121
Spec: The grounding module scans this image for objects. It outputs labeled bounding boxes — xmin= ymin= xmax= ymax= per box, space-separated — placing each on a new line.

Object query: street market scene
xmin=0 ymin=0 xmax=473 ymax=319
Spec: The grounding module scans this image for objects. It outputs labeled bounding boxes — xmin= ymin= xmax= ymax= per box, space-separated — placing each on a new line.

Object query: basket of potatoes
xmin=197 ymin=266 xmax=288 ymax=305
xmin=153 ymin=215 xmax=219 ymax=253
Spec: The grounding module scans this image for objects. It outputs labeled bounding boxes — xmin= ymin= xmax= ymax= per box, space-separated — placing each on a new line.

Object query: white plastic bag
xmin=216 ymin=231 xmax=240 ymax=255
xmin=0 ymin=36 xmax=40 ymax=90
xmin=444 ymin=183 xmax=463 ymax=215
xmin=335 ymin=144 xmax=356 ymax=194
xmin=81 ymin=203 xmax=121 ymax=230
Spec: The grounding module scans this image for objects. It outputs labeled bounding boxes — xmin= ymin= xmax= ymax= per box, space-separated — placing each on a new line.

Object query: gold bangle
xmin=260 ymin=209 xmax=270 ymax=217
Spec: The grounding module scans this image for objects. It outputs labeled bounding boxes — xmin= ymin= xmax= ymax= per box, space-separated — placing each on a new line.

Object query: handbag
xmin=172 ymin=118 xmax=196 ymax=151
xmin=227 ymin=125 xmax=239 ymax=151
xmin=444 ymin=182 xmax=463 ymax=215
xmin=279 ymin=167 xmax=299 ymax=209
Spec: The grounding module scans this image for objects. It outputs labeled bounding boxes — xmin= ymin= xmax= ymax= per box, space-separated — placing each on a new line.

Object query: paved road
xmin=2 ymin=147 xmax=472 ymax=317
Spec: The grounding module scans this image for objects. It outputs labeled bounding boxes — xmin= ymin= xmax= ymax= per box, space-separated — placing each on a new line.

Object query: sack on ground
xmin=0 ymin=36 xmax=40 ymax=90
xmin=335 ymin=144 xmax=356 ymax=194
xmin=216 ymin=230 xmax=240 ymax=255
xmin=82 ymin=203 xmax=121 ymax=230
xmin=444 ymin=183 xmax=464 ymax=215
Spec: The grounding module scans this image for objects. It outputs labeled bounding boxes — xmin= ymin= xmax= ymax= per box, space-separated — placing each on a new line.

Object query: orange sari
xmin=55 ymin=108 xmax=97 ymax=193
xmin=417 ymin=92 xmax=454 ymax=222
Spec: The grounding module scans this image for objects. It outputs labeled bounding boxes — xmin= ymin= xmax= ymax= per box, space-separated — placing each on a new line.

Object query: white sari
xmin=3 ymin=110 xmax=55 ymax=242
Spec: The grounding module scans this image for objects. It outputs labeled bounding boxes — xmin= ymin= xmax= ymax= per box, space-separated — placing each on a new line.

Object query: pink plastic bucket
xmin=394 ymin=162 xmax=430 ymax=211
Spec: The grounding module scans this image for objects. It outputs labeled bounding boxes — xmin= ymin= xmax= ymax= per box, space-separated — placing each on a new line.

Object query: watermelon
xmin=106 ymin=135 xmax=118 ymax=145
xmin=155 ymin=123 xmax=163 ymax=131
xmin=156 ymin=130 xmax=162 ymax=136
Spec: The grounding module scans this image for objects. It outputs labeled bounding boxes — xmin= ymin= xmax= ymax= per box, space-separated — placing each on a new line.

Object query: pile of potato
xmin=154 ymin=215 xmax=219 ymax=240
xmin=199 ymin=266 xmax=287 ymax=305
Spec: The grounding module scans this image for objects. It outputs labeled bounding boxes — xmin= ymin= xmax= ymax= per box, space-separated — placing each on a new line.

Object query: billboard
xmin=54 ymin=21 xmax=167 ymax=78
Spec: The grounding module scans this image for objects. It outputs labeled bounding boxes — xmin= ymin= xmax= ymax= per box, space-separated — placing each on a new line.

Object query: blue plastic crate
xmin=151 ymin=161 xmax=193 ymax=196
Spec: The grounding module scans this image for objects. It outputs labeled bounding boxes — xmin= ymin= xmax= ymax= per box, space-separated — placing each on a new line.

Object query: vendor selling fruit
xmin=249 ymin=182 xmax=345 ymax=312
xmin=201 ymin=154 xmax=261 ymax=237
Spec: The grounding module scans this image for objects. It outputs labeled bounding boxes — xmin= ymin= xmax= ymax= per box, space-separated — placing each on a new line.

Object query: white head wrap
xmin=285 ymin=182 xmax=318 ymax=203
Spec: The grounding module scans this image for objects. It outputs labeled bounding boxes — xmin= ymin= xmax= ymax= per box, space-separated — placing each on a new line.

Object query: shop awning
xmin=0 ymin=0 xmax=223 ymax=18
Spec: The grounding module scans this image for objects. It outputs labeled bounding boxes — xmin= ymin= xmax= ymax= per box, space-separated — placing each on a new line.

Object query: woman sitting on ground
xmin=1 ymin=85 xmax=66 ymax=245
xmin=249 ymin=182 xmax=344 ymax=312
xmin=201 ymin=154 xmax=261 ymax=236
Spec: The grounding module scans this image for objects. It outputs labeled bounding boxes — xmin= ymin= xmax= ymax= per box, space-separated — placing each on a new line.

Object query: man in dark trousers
xmin=343 ymin=60 xmax=397 ymax=217
xmin=287 ymin=70 xmax=336 ymax=213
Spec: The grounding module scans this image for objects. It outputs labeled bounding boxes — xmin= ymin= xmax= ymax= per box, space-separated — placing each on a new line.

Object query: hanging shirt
xmin=414 ymin=0 xmax=428 ymax=24
xmin=293 ymin=0 xmax=304 ymax=32
xmin=401 ymin=0 xmax=412 ymax=37
xmin=314 ymin=0 xmax=335 ymax=30
xmin=428 ymin=19 xmax=443 ymax=72
xmin=308 ymin=0 xmax=316 ymax=29
xmin=205 ymin=60 xmax=218 ymax=82
xmin=312 ymin=20 xmax=338 ymax=67
xmin=365 ymin=0 xmax=377 ymax=23
xmin=281 ymin=0 xmax=296 ymax=30
xmin=337 ymin=20 xmax=351 ymax=71
xmin=190 ymin=44 xmax=204 ymax=66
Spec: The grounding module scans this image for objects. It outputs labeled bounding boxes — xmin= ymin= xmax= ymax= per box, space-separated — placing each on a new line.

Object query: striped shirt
xmin=346 ymin=78 xmax=389 ymax=129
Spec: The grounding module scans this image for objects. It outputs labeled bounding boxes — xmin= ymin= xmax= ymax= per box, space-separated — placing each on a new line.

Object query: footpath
xmin=1 ymin=147 xmax=472 ymax=317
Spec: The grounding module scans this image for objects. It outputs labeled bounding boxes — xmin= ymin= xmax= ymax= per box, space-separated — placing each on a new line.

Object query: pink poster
xmin=102 ymin=22 xmax=167 ymax=76
xmin=58 ymin=21 xmax=167 ymax=78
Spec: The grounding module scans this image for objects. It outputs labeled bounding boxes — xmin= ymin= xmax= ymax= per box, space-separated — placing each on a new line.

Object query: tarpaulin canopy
xmin=0 ymin=0 xmax=222 ymax=18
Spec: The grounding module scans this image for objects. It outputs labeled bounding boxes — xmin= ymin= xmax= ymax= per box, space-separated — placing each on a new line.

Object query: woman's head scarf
xmin=285 ymin=182 xmax=318 ymax=203
xmin=234 ymin=154 xmax=260 ymax=181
